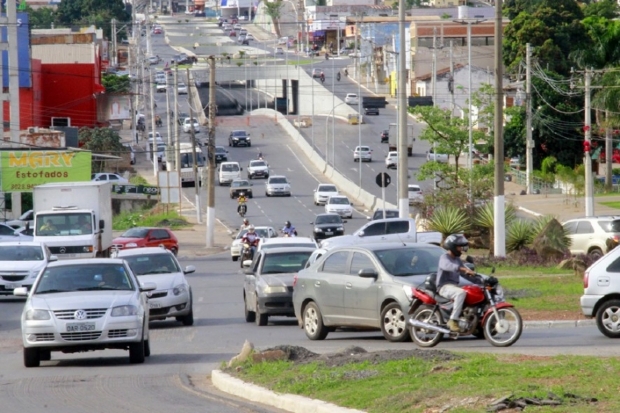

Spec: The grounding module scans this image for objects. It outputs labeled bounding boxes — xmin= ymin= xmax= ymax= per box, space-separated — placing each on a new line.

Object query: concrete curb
xmin=524 ymin=319 xmax=595 ymax=329
xmin=211 ymin=370 xmax=365 ymax=413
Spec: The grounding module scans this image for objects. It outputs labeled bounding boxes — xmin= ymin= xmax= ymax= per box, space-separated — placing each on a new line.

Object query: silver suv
xmin=581 ymin=246 xmax=620 ymax=337
xmin=562 ymin=216 xmax=620 ymax=260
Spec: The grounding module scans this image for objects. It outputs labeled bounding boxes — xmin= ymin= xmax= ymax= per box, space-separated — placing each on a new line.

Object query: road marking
xmin=286 ymin=144 xmax=322 ymax=183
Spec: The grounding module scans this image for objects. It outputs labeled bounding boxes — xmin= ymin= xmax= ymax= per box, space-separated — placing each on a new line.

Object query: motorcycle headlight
xmin=25 ymin=309 xmax=51 ymax=320
xmin=493 ymin=285 xmax=505 ymax=302
xmin=263 ymin=285 xmax=287 ymax=294
xmin=173 ymin=284 xmax=188 ymax=296
xmin=111 ymin=305 xmax=138 ymax=317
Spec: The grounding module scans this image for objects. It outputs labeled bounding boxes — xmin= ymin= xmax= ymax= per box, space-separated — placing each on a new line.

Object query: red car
xmin=112 ymin=227 xmax=179 ymax=255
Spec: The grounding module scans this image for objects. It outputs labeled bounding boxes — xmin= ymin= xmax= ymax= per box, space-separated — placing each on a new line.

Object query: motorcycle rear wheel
xmin=409 ymin=307 xmax=443 ymax=348
xmin=483 ymin=307 xmax=523 ymax=347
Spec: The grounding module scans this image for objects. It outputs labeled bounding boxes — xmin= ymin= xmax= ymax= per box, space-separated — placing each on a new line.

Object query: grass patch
xmin=112 ymin=206 xmax=190 ymax=231
xmin=230 ymin=353 xmax=612 ymax=412
xmin=600 ymin=201 xmax=620 ymax=209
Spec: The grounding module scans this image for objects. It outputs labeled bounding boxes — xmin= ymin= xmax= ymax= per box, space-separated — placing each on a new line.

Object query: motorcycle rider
xmin=436 ymin=234 xmax=476 ymax=332
xmin=240 ymin=218 xmax=251 ymax=231
xmin=237 ymin=192 xmax=248 ymax=215
xmin=281 ymin=221 xmax=297 ymax=237
xmin=344 ymin=68 xmax=348 ymax=77
xmin=320 ymin=73 xmax=325 ymax=83
xmin=241 ymin=225 xmax=260 ymax=260
xmin=336 ymin=71 xmax=341 ymax=81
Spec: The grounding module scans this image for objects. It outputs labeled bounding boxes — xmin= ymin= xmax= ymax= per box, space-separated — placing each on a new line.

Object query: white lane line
xmin=286 ymin=144 xmax=322 ymax=184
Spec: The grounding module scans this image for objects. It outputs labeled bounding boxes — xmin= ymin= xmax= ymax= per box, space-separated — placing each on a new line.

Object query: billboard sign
xmin=0 ymin=150 xmax=91 ymax=192
xmin=1 ymin=12 xmax=32 ymax=88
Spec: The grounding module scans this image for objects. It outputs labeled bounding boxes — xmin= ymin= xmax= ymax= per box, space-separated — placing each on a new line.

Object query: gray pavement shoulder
xmin=211 ymin=370 xmax=366 ymax=413
xmin=524 ymin=319 xmax=595 ymax=329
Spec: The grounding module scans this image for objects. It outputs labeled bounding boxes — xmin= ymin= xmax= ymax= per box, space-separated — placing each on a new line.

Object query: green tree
xmin=24 ymin=6 xmax=57 ymax=29
xmin=56 ymin=0 xmax=129 ymax=40
xmin=78 ymin=127 xmax=126 ymax=173
xmin=102 ymin=73 xmax=130 ymax=93
xmin=263 ymin=0 xmax=283 ymax=38
xmin=582 ymin=0 xmax=619 ymax=19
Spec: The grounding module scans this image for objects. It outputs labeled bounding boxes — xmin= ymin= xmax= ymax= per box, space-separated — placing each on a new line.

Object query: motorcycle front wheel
xmin=409 ymin=307 xmax=443 ymax=348
xmin=483 ymin=307 xmax=523 ymax=347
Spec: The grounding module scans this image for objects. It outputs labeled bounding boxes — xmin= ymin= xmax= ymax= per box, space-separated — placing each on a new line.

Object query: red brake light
xmin=584 ymin=271 xmax=589 ymax=288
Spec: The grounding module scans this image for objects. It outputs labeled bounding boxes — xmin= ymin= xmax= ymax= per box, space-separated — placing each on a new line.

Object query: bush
xmin=428 ymin=206 xmax=471 ymax=242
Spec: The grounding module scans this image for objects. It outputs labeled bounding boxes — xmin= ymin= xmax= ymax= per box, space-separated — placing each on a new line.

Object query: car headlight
xmin=263 ymin=285 xmax=287 ymax=294
xmin=173 ymin=284 xmax=188 ymax=296
xmin=126 ymin=242 xmax=138 ymax=248
xmin=111 ymin=305 xmax=138 ymax=317
xmin=25 ymin=309 xmax=51 ymax=320
xmin=314 ymin=228 xmax=323 ymax=233
xmin=247 ymin=137 xmax=251 ymax=141
xmin=337 ymin=226 xmax=344 ymax=231
xmin=29 ymin=269 xmax=41 ymax=279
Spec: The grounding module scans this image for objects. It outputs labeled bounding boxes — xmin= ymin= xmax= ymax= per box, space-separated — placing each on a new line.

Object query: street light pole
xmin=397 ymin=0 xmax=408 ymax=218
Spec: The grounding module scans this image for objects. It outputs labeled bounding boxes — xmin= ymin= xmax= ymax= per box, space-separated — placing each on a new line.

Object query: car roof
xmin=261 ymin=237 xmax=316 ymax=245
xmin=46 ymin=258 xmax=127 ymax=268
xmin=261 ymin=246 xmax=317 ymax=254
xmin=316 ymin=213 xmax=341 ymax=218
xmin=0 ymin=241 xmax=44 ymax=247
xmin=116 ymin=246 xmax=173 ymax=257
xmin=327 ymin=242 xmax=442 ymax=252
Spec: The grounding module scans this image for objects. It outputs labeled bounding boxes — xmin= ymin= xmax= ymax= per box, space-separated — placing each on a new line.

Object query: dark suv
xmin=209 ymin=146 xmax=228 ymax=163
xmin=364 ymin=107 xmax=379 ymax=116
xmin=229 ymin=130 xmax=251 ymax=147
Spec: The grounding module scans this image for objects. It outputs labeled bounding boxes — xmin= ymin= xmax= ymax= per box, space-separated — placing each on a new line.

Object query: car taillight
xmin=584 ymin=271 xmax=589 ymax=288
xmin=293 ymin=274 xmax=298 ymax=288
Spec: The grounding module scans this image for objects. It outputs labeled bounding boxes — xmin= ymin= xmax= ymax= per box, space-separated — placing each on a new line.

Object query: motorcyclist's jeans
xmin=439 ymin=284 xmax=466 ymax=321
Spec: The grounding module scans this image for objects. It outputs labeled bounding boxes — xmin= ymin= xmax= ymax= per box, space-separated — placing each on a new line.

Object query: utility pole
xmin=187 ymin=68 xmax=201 ymax=223
xmin=449 ymin=41 xmax=454 ymax=115
xmin=206 ymin=57 xmax=217 ymax=247
xmin=149 ymin=60 xmax=157 ymax=177
xmin=174 ymin=65 xmax=180 ymax=171
xmin=112 ymin=18 xmax=118 ymax=67
xmin=525 ymin=43 xmax=533 ymax=195
xmin=397 ymin=0 xmax=408 ymax=218
xmin=493 ymin=0 xmax=505 ymax=257
xmin=165 ymin=71 xmax=173 ymax=171
xmin=584 ymin=67 xmax=594 ymax=217
xmin=606 ymin=111 xmax=612 ymax=191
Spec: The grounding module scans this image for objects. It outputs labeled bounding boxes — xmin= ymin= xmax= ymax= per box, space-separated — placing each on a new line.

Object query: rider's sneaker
xmin=447 ymin=319 xmax=460 ymax=332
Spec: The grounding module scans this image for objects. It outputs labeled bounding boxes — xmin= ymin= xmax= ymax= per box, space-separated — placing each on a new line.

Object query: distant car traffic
xmin=230 ymin=179 xmax=254 ymax=198
xmin=385 ymin=151 xmax=398 ymax=169
xmin=353 ymin=146 xmax=372 ymax=162
xmin=324 ymin=195 xmax=353 ymax=219
xmin=0 ymin=242 xmax=56 ymax=295
xmin=364 ymin=107 xmax=379 ymax=115
xmin=112 ymin=227 xmax=179 ymax=255
xmin=380 ymin=130 xmax=389 ymax=143
xmin=247 ymin=159 xmax=270 ymax=179
xmin=345 ymin=93 xmax=359 ymax=105
xmin=229 ymin=130 xmax=251 ymax=147
xmin=183 ymin=117 xmax=200 ymax=133
xmin=311 ymin=213 xmax=345 ymax=241
xmin=265 ymin=175 xmax=291 ymax=197
xmin=313 ymin=183 xmax=338 ymax=206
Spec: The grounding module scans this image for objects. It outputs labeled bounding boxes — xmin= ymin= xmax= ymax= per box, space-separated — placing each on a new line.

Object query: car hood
xmin=320 ymin=234 xmax=355 ymax=248
xmin=137 ymin=273 xmax=185 ymax=289
xmin=1 ymin=260 xmax=46 ymax=272
xmin=326 ymin=204 xmax=351 ymax=210
xmin=249 ymin=166 xmax=268 ymax=171
xmin=29 ymin=291 xmax=135 ymax=311
xmin=317 ymin=191 xmax=338 ymax=197
xmin=268 ymin=183 xmax=290 ymax=188
xmin=262 ymin=273 xmax=296 ymax=287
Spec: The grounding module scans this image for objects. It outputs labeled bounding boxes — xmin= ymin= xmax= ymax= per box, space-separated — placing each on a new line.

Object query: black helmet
xmin=284 ymin=221 xmax=291 ymax=227
xmin=443 ymin=234 xmax=469 ymax=257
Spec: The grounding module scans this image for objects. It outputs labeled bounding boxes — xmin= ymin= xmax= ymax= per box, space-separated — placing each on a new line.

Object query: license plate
xmin=325 ymin=231 xmax=333 ymax=235
xmin=149 ymin=302 xmax=161 ymax=309
xmin=5 ymin=283 xmax=21 ymax=290
xmin=66 ymin=323 xmax=95 ymax=332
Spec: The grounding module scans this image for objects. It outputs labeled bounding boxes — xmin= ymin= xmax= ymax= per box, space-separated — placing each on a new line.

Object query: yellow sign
xmin=1 ymin=150 xmax=91 ymax=192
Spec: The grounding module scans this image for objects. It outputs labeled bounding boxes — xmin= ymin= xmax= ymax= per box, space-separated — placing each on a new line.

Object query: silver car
xmin=14 ymin=258 xmax=155 ymax=367
xmin=117 ymin=247 xmax=195 ymax=325
xmin=265 ymin=175 xmax=291 ymax=197
xmin=0 ymin=242 xmax=56 ymax=295
xmin=292 ymin=243 xmax=446 ymax=342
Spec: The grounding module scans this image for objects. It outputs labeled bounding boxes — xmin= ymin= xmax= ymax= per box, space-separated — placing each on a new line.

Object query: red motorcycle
xmin=407 ymin=269 xmax=523 ymax=348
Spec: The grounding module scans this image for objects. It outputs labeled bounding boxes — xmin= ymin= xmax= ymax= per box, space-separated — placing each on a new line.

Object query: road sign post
xmin=376 ymin=172 xmax=391 ymax=220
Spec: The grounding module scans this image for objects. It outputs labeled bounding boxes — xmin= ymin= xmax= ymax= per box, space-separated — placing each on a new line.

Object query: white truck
xmin=32 ymin=182 xmax=113 ymax=259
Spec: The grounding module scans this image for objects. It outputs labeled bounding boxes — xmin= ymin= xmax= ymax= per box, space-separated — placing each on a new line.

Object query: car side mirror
xmin=310 ymin=222 xmax=314 ymax=224
xmin=184 ymin=265 xmax=196 ymax=274
xmin=99 ymin=219 xmax=105 ymax=229
xmin=358 ymin=268 xmax=378 ymax=279
xmin=357 ymin=231 xmax=365 ymax=237
xmin=49 ymin=255 xmax=58 ymax=262
xmin=140 ymin=281 xmax=157 ymax=292
xmin=240 ymin=167 xmax=243 ymax=170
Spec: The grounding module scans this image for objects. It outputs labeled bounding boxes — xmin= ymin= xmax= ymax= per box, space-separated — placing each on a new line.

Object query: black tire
xmin=409 ymin=307 xmax=443 ymax=348
xmin=380 ymin=302 xmax=410 ymax=342
xmin=39 ymin=349 xmax=51 ymax=361
xmin=302 ymin=301 xmax=328 ymax=340
xmin=144 ymin=339 xmax=151 ymax=357
xmin=596 ymin=299 xmax=620 ymax=338
xmin=24 ymin=347 xmax=40 ymax=368
xmin=589 ymin=248 xmax=604 ymax=261
xmin=180 ymin=306 xmax=194 ymax=326
xmin=265 ymin=192 xmax=270 ymax=197
xmin=244 ymin=294 xmax=256 ymax=322
xmin=248 ymin=143 xmax=252 ymax=147
xmin=249 ymin=193 xmax=253 ymax=199
xmin=129 ymin=336 xmax=146 ymax=364
xmin=255 ymin=299 xmax=268 ymax=326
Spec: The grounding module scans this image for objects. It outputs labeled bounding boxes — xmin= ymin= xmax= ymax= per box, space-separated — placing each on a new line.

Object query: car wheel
xmin=265 ymin=192 xmax=270 ymax=197
xmin=380 ymin=302 xmax=410 ymax=342
xmin=244 ymin=294 xmax=256 ymax=322
xmin=249 ymin=193 xmax=253 ymax=199
xmin=180 ymin=305 xmax=194 ymax=326
xmin=248 ymin=143 xmax=252 ymax=147
xmin=232 ymin=255 xmax=238 ymax=262
xmin=303 ymin=301 xmax=328 ymax=340
xmin=596 ymin=299 xmax=620 ymax=338
xmin=39 ymin=349 xmax=51 ymax=361
xmin=255 ymin=301 xmax=268 ymax=326
xmin=144 ymin=339 xmax=151 ymax=357
xmin=129 ymin=335 xmax=146 ymax=364
xmin=589 ymin=248 xmax=604 ymax=261
xmin=23 ymin=347 xmax=40 ymax=368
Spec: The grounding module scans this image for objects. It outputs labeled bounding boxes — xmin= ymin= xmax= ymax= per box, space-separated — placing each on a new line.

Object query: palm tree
xmin=263 ymin=0 xmax=283 ymax=38
xmin=473 ymin=203 xmax=516 ymax=255
xmin=428 ymin=206 xmax=471 ymax=243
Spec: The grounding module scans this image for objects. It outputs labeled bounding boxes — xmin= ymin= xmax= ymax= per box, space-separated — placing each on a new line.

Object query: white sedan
xmin=117 ymin=247 xmax=195 ymax=325
xmin=182 ymin=117 xmax=200 ymax=133
xmin=177 ymin=82 xmax=188 ymax=94
xmin=385 ymin=151 xmax=398 ymax=169
xmin=230 ymin=226 xmax=278 ymax=261
xmin=313 ymin=183 xmax=338 ymax=205
xmin=0 ymin=242 xmax=55 ymax=295
xmin=15 ymin=258 xmax=155 ymax=367
xmin=325 ymin=195 xmax=353 ymax=219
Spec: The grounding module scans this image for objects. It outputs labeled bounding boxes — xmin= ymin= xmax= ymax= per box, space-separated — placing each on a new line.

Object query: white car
xmin=385 ymin=151 xmax=398 ymax=169
xmin=313 ymin=183 xmax=338 ymax=206
xmin=278 ymin=37 xmax=288 ymax=45
xmin=353 ymin=146 xmax=372 ymax=162
xmin=247 ymin=159 xmax=270 ymax=179
xmin=177 ymin=82 xmax=188 ymax=94
xmin=274 ymin=47 xmax=285 ymax=55
xmin=230 ymin=226 xmax=278 ymax=261
xmin=245 ymin=33 xmax=254 ymax=41
xmin=91 ymin=172 xmax=129 ymax=184
xmin=344 ymin=93 xmax=359 ymax=105
xmin=408 ymin=184 xmax=424 ymax=204
xmin=14 ymin=258 xmax=155 ymax=367
xmin=257 ymin=237 xmax=317 ymax=252
xmin=183 ymin=117 xmax=200 ymax=133
xmin=325 ymin=195 xmax=353 ymax=219
xmin=117 ymin=247 xmax=195 ymax=325
xmin=265 ymin=175 xmax=291 ymax=197
xmin=156 ymin=82 xmax=167 ymax=93
xmin=5 ymin=209 xmax=34 ymax=229
xmin=0 ymin=223 xmax=33 ymax=242
xmin=0 ymin=242 xmax=55 ymax=295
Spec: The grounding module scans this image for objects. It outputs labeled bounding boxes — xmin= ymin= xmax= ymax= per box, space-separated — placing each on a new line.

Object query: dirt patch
xmin=262 ymin=345 xmax=461 ymax=368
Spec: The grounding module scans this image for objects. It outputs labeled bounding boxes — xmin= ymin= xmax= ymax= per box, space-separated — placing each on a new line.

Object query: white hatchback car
xmin=345 ymin=93 xmax=359 ymax=105
xmin=265 ymin=175 xmax=291 ymax=197
xmin=385 ymin=151 xmax=398 ymax=169
xmin=325 ymin=195 xmax=353 ymax=219
xmin=258 ymin=237 xmax=318 ymax=252
xmin=354 ymin=146 xmax=372 ymax=162
xmin=182 ymin=117 xmax=200 ymax=133
xmin=0 ymin=242 xmax=56 ymax=295
xmin=14 ymin=258 xmax=155 ymax=367
xmin=408 ymin=184 xmax=424 ymax=204
xmin=117 ymin=247 xmax=195 ymax=325
xmin=313 ymin=183 xmax=338 ymax=206
xmin=230 ymin=226 xmax=278 ymax=261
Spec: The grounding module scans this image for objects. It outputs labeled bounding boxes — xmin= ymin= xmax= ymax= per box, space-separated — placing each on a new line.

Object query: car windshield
xmin=374 ymin=247 xmax=443 ymax=277
xmin=35 ymin=263 xmax=133 ymax=293
xmin=36 ymin=213 xmax=92 ymax=236
xmin=318 ymin=185 xmax=337 ymax=192
xmin=409 ymin=187 xmax=421 ymax=193
xmin=216 ymin=147 xmax=226 ymax=153
xmin=251 ymin=161 xmax=267 ymax=167
xmin=232 ymin=181 xmax=249 ymax=187
xmin=222 ymin=164 xmax=239 ymax=172
xmin=316 ymin=215 xmax=342 ymax=224
xmin=261 ymin=251 xmax=313 ymax=274
xmin=121 ymin=228 xmax=149 ymax=238
xmin=373 ymin=210 xmax=399 ymax=220
xmin=329 ymin=197 xmax=349 ymax=205
xmin=270 ymin=177 xmax=288 ymax=184
xmin=261 ymin=242 xmax=315 ymax=250
xmin=232 ymin=131 xmax=247 ymax=137
xmin=0 ymin=245 xmax=43 ymax=261
xmin=237 ymin=228 xmax=270 ymax=239
xmin=123 ymin=253 xmax=181 ymax=275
